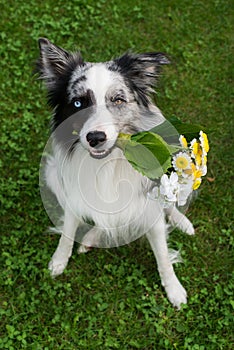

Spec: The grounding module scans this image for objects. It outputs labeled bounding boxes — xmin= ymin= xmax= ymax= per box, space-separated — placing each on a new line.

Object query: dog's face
xmin=37 ymin=38 xmax=169 ymax=158
xmin=68 ymin=63 xmax=137 ymax=159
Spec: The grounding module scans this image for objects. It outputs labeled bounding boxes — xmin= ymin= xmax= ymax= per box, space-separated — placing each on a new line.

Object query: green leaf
xmin=149 ymin=118 xmax=181 ymax=144
xmin=117 ymin=132 xmax=175 ymax=179
xmin=117 ymin=117 xmax=208 ymax=180
xmin=150 ymin=116 xmax=205 ymax=143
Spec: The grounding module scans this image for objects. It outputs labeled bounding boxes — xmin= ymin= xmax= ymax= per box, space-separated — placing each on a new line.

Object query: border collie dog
xmin=37 ymin=38 xmax=194 ymax=309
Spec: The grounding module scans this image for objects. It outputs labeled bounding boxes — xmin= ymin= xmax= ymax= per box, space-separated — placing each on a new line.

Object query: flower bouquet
xmin=117 ymin=116 xmax=209 ymax=207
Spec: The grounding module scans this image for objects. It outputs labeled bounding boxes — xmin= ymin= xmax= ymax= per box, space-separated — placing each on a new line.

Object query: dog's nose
xmin=86 ymin=131 xmax=107 ymax=147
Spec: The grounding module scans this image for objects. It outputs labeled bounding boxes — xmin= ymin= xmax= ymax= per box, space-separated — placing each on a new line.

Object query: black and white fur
xmin=37 ymin=38 xmax=194 ymax=309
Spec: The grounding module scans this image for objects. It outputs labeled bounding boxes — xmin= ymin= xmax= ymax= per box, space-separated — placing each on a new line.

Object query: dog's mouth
xmin=89 ymin=149 xmax=111 ymax=159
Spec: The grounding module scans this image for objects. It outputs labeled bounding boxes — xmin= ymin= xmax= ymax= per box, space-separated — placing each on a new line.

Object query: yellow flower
xmin=190 ymin=139 xmax=200 ymax=157
xmin=172 ymin=152 xmax=192 ymax=171
xmin=193 ymin=168 xmax=203 ymax=179
xmin=173 ymin=130 xmax=209 ymax=193
xmin=199 ymin=131 xmax=209 ymax=154
xmin=193 ymin=178 xmax=202 ymax=190
xmin=192 ymin=166 xmax=203 ymax=189
xmin=179 ymin=135 xmax=188 ymax=148
xmin=195 ymin=152 xmax=202 ymax=167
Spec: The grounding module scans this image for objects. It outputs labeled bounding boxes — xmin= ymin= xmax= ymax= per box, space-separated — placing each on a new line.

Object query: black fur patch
xmin=36 ymin=38 xmax=86 ymax=130
xmin=108 ymin=52 xmax=170 ymax=107
xmin=70 ymin=75 xmax=87 ymax=91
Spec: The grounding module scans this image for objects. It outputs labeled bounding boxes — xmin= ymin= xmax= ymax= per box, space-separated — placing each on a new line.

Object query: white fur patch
xmin=85 ymin=64 xmax=117 ymax=105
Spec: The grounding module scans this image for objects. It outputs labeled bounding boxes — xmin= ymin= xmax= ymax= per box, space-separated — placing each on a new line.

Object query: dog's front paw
xmin=165 ymin=278 xmax=187 ymax=309
xmin=167 ymin=208 xmax=195 ymax=235
xmin=174 ymin=216 xmax=195 ymax=235
xmin=48 ymin=257 xmax=68 ymax=277
xmin=182 ymin=220 xmax=195 ymax=235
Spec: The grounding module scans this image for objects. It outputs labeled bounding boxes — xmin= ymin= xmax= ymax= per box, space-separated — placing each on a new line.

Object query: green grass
xmin=0 ymin=0 xmax=233 ymax=349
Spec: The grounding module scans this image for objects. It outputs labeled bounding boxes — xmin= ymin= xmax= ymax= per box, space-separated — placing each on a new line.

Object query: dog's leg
xmin=165 ymin=206 xmax=195 ymax=235
xmin=147 ymin=215 xmax=187 ymax=309
xmin=48 ymin=207 xmax=80 ymax=277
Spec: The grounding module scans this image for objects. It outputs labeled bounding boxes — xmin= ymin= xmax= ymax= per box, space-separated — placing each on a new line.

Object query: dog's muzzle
xmin=86 ymin=131 xmax=111 ymax=159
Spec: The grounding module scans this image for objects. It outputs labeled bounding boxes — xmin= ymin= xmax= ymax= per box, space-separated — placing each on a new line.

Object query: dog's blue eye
xmin=74 ymin=100 xmax=82 ymax=108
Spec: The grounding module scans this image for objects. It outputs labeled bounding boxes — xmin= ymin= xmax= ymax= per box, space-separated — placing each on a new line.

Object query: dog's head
xmin=37 ymin=38 xmax=169 ymax=158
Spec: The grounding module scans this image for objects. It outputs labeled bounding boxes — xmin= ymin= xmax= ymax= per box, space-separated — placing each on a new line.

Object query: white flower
xmin=177 ymin=178 xmax=193 ymax=206
xmin=200 ymin=163 xmax=207 ymax=176
xmin=172 ymin=152 xmax=192 ymax=172
xmin=160 ymin=172 xmax=179 ymax=202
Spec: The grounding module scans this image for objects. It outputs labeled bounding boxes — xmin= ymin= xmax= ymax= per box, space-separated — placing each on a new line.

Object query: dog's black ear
xmin=112 ymin=52 xmax=170 ymax=106
xmin=36 ymin=38 xmax=83 ymax=88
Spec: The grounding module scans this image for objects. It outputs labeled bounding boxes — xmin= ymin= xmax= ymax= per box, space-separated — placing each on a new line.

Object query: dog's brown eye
xmin=112 ymin=97 xmax=126 ymax=105
xmin=115 ymin=99 xmax=123 ymax=105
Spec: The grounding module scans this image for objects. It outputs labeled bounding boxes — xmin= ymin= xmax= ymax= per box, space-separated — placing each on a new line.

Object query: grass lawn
xmin=0 ymin=0 xmax=233 ymax=349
